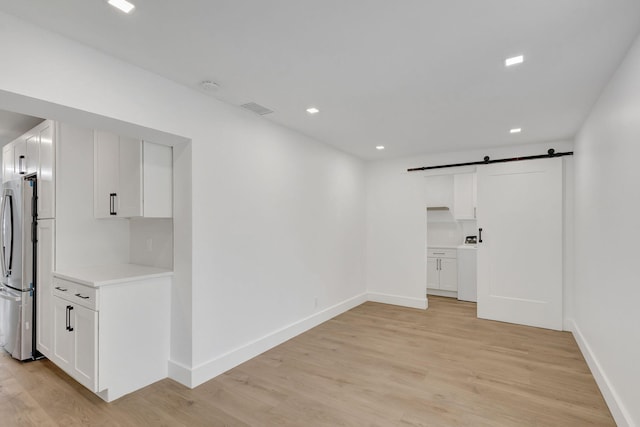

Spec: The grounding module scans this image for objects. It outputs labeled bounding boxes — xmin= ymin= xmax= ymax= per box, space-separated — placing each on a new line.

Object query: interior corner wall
xmin=0 ymin=11 xmax=367 ymax=386
xmin=365 ymin=140 xmax=574 ymax=312
xmin=572 ymin=32 xmax=640 ymax=427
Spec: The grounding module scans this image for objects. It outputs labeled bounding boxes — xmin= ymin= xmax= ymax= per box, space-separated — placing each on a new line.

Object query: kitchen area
xmin=0 ymin=110 xmax=176 ymax=402
xmin=426 ymin=172 xmax=478 ymax=303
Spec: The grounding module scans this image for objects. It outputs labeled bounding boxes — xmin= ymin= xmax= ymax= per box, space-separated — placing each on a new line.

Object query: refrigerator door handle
xmin=0 ymin=194 xmax=5 ymax=278
xmin=0 ymin=193 xmax=12 ymax=278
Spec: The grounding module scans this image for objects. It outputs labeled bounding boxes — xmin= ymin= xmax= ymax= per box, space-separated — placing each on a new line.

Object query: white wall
xmin=572 ymin=32 xmax=640 ymax=427
xmin=56 ymin=122 xmax=130 ymax=269
xmin=365 ymin=141 xmax=574 ymax=314
xmin=0 ymin=11 xmax=366 ymax=386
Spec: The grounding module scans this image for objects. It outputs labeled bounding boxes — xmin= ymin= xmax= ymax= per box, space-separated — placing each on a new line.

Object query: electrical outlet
xmin=146 ymin=238 xmax=153 ymax=252
xmin=314 ymin=296 xmax=318 ymax=308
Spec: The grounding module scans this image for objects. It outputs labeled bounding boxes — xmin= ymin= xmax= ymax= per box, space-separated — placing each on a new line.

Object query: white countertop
xmin=457 ymin=244 xmax=477 ymax=250
xmin=54 ymin=264 xmax=173 ymax=288
xmin=428 ymin=244 xmax=477 ymax=250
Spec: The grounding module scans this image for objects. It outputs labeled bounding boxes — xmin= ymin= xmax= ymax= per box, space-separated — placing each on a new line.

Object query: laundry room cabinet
xmin=94 ymin=130 xmax=172 ymax=219
xmin=453 ymin=172 xmax=477 ymax=220
xmin=427 ymin=248 xmax=458 ymax=292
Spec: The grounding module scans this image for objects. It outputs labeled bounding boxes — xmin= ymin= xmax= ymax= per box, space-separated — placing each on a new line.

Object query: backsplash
xmin=427 ymin=220 xmax=477 ymax=246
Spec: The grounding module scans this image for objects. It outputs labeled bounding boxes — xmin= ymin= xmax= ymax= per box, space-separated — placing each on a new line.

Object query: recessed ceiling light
xmin=510 ymin=128 xmax=522 ymax=134
xmin=200 ymin=80 xmax=219 ymax=91
xmin=505 ymin=55 xmax=524 ymax=67
xmin=108 ymin=0 xmax=135 ymax=14
xmin=306 ymin=107 xmax=319 ymax=114
xmin=376 ymin=146 xmax=385 ymax=150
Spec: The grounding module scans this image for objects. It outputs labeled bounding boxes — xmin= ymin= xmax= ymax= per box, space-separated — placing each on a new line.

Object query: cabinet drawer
xmin=53 ymin=277 xmax=75 ymax=298
xmin=427 ymin=248 xmax=457 ymax=259
xmin=53 ymin=278 xmax=98 ymax=310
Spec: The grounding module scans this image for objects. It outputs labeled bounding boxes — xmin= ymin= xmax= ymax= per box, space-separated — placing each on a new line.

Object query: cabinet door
xmin=14 ymin=139 xmax=27 ymax=177
xmin=143 ymin=141 xmax=172 ymax=218
xmin=52 ymin=297 xmax=74 ymax=370
xmin=26 ymin=133 xmax=39 ymax=175
xmin=118 ymin=136 xmax=143 ymax=218
xmin=425 ymin=175 xmax=454 ymax=208
xmin=427 ymin=258 xmax=440 ymax=289
xmin=454 ymin=173 xmax=476 ymax=220
xmin=36 ymin=220 xmax=55 ymax=357
xmin=38 ymin=121 xmax=55 ymax=219
xmin=2 ymin=144 xmax=14 ymax=182
xmin=73 ymin=304 xmax=98 ymax=392
xmin=439 ymin=258 xmax=458 ymax=291
xmin=94 ymin=131 xmax=120 ymax=218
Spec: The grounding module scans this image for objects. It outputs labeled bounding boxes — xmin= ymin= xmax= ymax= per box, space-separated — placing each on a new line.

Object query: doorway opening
xmin=424 ymin=170 xmax=478 ymax=311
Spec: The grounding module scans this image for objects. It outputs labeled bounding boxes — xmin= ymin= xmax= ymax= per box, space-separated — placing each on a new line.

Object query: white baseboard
xmin=567 ymin=318 xmax=633 ymax=427
xmin=169 ymin=291 xmax=429 ymax=389
xmin=168 ymin=359 xmax=193 ymax=388
xmin=367 ymin=292 xmax=428 ymax=309
xmin=189 ymin=292 xmax=368 ymax=388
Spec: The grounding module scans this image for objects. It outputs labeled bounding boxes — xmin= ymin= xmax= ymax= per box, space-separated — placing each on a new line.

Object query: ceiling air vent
xmin=241 ymin=102 xmax=274 ymax=115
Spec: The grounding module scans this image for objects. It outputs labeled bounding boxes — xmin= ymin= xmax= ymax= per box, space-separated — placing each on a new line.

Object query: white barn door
xmin=476 ymin=157 xmax=563 ymax=330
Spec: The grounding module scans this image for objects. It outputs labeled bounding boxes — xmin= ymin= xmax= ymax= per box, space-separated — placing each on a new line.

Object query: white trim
xmin=367 ymin=292 xmax=428 ymax=309
xmin=168 ymin=359 xmax=193 ymax=388
xmin=190 ymin=293 xmax=368 ymax=387
xmin=567 ymin=318 xmax=633 ymax=427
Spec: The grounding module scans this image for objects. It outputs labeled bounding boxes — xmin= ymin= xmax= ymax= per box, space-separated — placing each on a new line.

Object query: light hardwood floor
xmin=0 ymin=296 xmax=614 ymax=426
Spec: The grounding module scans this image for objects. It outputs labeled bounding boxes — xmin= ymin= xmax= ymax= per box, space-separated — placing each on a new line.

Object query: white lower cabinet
xmin=49 ymin=269 xmax=171 ymax=402
xmin=52 ymin=295 xmax=98 ymax=392
xmin=427 ymin=248 xmax=458 ymax=292
xmin=439 ymin=258 xmax=458 ymax=291
xmin=36 ymin=219 xmax=55 ymax=357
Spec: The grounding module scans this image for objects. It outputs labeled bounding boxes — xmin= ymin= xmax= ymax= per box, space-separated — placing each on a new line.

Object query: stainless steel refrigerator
xmin=0 ymin=176 xmax=38 ymax=360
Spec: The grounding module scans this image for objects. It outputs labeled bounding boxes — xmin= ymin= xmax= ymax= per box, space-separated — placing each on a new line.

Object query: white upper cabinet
xmin=143 ymin=141 xmax=173 ymax=218
xmin=1 ymin=120 xmax=55 ymax=219
xmin=425 ymin=175 xmax=454 ymax=208
xmin=2 ymin=144 xmax=14 ymax=182
xmin=94 ymin=130 xmax=172 ymax=219
xmin=453 ymin=172 xmax=477 ymax=220
xmin=14 ymin=135 xmax=28 ymax=176
xmin=37 ymin=121 xmax=55 ymax=219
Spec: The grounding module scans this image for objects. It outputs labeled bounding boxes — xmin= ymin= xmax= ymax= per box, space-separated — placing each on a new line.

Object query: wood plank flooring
xmin=0 ymin=296 xmax=614 ymax=426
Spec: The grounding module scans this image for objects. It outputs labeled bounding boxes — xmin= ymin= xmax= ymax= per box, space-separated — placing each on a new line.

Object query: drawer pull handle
xmin=55 ymin=286 xmax=68 ymax=292
xmin=433 ymin=252 xmax=445 ymax=255
xmin=75 ymin=293 xmax=90 ymax=299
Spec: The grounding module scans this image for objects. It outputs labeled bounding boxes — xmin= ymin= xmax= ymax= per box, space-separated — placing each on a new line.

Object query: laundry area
xmin=409 ymin=148 xmax=573 ymax=332
xmin=425 ymin=172 xmax=478 ymax=303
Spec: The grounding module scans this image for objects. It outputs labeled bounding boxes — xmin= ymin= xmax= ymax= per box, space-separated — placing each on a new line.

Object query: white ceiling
xmin=1 ymin=1 xmax=639 ymax=159
xmin=0 ymin=109 xmax=43 ymax=146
